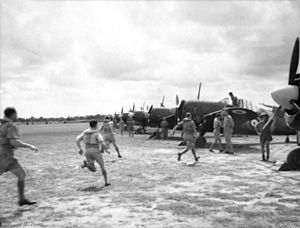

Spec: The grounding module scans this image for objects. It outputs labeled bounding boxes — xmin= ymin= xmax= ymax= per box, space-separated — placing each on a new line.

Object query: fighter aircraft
xmin=171 ymin=84 xmax=259 ymax=134
xmin=147 ymin=95 xmax=180 ymax=129
xmin=267 ymin=37 xmax=300 ymax=171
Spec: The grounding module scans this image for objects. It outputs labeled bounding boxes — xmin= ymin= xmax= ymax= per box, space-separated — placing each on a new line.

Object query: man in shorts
xmin=100 ymin=116 xmax=122 ymax=158
xmin=76 ymin=120 xmax=110 ymax=186
xmin=126 ymin=115 xmax=135 ymax=138
xmin=209 ymin=114 xmax=223 ymax=153
xmin=0 ymin=107 xmax=39 ymax=206
xmin=222 ymin=109 xmax=235 ymax=155
xmin=118 ymin=116 xmax=125 ymax=136
xmin=160 ymin=117 xmax=169 ymax=140
xmin=170 ymin=112 xmax=200 ymax=162
xmin=255 ymin=112 xmax=273 ymax=161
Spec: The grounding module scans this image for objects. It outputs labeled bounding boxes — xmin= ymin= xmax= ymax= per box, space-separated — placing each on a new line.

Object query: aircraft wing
xmin=202 ymin=108 xmax=259 ymax=135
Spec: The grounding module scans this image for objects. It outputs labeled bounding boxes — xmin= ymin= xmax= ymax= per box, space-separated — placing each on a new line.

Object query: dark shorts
xmin=0 ymin=150 xmax=23 ymax=176
xmin=183 ymin=134 xmax=195 ymax=149
xmin=103 ymin=133 xmax=116 ymax=144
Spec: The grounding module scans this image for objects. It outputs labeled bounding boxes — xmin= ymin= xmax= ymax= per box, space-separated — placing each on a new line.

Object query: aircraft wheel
xmin=195 ymin=136 xmax=207 ymax=148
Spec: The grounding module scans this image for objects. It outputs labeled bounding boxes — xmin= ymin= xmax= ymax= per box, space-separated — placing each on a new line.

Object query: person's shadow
xmin=77 ymin=186 xmax=105 ymax=192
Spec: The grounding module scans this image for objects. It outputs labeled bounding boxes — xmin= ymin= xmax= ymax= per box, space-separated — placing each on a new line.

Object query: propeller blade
xmin=121 ymin=107 xmax=123 ymax=114
xmin=262 ymin=106 xmax=281 ymax=131
xmin=160 ymin=96 xmax=165 ymax=107
xmin=176 ymin=95 xmax=179 ymax=106
xmin=133 ymin=103 xmax=135 ymax=112
xmin=288 ymin=37 xmax=299 ymax=85
xmin=148 ymin=105 xmax=153 ymax=114
xmin=197 ymin=83 xmax=202 ymax=100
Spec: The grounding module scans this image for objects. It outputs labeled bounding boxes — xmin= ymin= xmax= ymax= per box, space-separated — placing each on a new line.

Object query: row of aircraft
xmin=113 ymin=38 xmax=300 ymax=148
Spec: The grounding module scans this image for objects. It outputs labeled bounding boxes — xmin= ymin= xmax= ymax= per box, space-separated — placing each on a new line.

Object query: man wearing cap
xmin=222 ymin=109 xmax=235 ymax=154
xmin=170 ymin=112 xmax=200 ymax=162
xmin=255 ymin=112 xmax=273 ymax=161
xmin=100 ymin=116 xmax=122 ymax=158
xmin=76 ymin=119 xmax=110 ymax=186
xmin=0 ymin=107 xmax=39 ymax=206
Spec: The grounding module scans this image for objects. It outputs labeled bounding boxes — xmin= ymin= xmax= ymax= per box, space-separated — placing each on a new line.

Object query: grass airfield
xmin=1 ymin=123 xmax=300 ymax=228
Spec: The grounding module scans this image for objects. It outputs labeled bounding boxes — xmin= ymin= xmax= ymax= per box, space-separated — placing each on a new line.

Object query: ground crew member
xmin=76 ymin=120 xmax=110 ymax=187
xmin=209 ymin=114 xmax=223 ymax=153
xmin=160 ymin=117 xmax=169 ymax=140
xmin=222 ymin=109 xmax=235 ymax=154
xmin=170 ymin=112 xmax=200 ymax=162
xmin=126 ymin=115 xmax=135 ymax=138
xmin=255 ymin=112 xmax=273 ymax=161
xmin=0 ymin=107 xmax=39 ymax=206
xmin=100 ymin=116 xmax=122 ymax=158
xmin=118 ymin=116 xmax=125 ymax=136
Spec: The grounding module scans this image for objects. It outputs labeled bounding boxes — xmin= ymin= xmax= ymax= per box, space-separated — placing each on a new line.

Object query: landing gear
xmin=285 ymin=135 xmax=290 ymax=143
xmin=195 ymin=136 xmax=207 ymax=148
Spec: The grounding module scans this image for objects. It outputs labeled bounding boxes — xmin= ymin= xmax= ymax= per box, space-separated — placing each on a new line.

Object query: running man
xmin=126 ymin=115 xmax=135 ymax=138
xmin=255 ymin=112 xmax=273 ymax=161
xmin=209 ymin=114 xmax=223 ymax=153
xmin=76 ymin=120 xmax=110 ymax=186
xmin=222 ymin=109 xmax=235 ymax=154
xmin=100 ymin=116 xmax=122 ymax=158
xmin=170 ymin=112 xmax=200 ymax=162
xmin=0 ymin=107 xmax=39 ymax=206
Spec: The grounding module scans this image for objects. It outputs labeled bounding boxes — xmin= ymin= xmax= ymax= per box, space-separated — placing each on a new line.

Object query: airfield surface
xmin=1 ymin=123 xmax=300 ymax=228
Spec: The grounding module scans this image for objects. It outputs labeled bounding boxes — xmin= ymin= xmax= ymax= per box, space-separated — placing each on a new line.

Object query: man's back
xmin=182 ymin=119 xmax=196 ymax=135
xmin=0 ymin=119 xmax=18 ymax=152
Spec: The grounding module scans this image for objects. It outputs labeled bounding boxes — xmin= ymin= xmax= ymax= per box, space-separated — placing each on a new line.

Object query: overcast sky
xmin=1 ymin=0 xmax=300 ymax=118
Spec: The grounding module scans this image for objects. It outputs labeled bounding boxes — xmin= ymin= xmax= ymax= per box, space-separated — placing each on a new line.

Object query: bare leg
xmin=113 ymin=143 xmax=122 ymax=158
xmin=178 ymin=148 xmax=189 ymax=161
xmin=217 ymin=139 xmax=222 ymax=152
xmin=261 ymin=142 xmax=266 ymax=161
xmin=95 ymin=155 xmax=109 ymax=185
xmin=265 ymin=141 xmax=270 ymax=161
xmin=191 ymin=148 xmax=199 ymax=161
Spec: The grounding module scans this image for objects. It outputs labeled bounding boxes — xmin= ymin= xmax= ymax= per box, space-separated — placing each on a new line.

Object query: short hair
xmin=185 ymin=112 xmax=192 ymax=118
xmin=89 ymin=119 xmax=98 ymax=128
xmin=4 ymin=107 xmax=17 ymax=118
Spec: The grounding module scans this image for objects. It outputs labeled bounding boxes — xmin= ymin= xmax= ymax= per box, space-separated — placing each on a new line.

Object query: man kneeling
xmin=76 ymin=120 xmax=110 ymax=187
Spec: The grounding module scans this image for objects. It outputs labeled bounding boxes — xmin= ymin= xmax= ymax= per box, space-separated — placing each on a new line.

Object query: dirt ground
xmin=0 ymin=123 xmax=300 ymax=228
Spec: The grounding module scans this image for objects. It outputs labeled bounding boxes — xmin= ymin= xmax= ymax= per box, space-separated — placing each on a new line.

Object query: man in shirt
xmin=0 ymin=107 xmax=39 ymax=206
xmin=222 ymin=109 xmax=235 ymax=154
xmin=100 ymin=116 xmax=122 ymax=158
xmin=76 ymin=119 xmax=110 ymax=186
xmin=170 ymin=112 xmax=200 ymax=162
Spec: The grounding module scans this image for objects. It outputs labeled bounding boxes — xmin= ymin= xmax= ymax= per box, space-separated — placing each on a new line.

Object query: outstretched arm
xmin=9 ymin=139 xmax=38 ymax=152
xmin=170 ymin=122 xmax=182 ymax=136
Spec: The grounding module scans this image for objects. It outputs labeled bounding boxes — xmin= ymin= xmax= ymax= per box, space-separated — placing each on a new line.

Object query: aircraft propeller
xmin=264 ymin=37 xmax=300 ymax=131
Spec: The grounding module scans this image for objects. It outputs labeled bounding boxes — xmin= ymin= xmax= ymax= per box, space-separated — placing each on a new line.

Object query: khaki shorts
xmin=103 ymin=133 xmax=116 ymax=144
xmin=85 ymin=149 xmax=105 ymax=172
xmin=183 ymin=134 xmax=195 ymax=149
xmin=0 ymin=150 xmax=24 ymax=178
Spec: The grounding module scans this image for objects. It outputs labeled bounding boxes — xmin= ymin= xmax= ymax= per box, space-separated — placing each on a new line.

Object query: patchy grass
xmin=0 ymin=123 xmax=300 ymax=227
